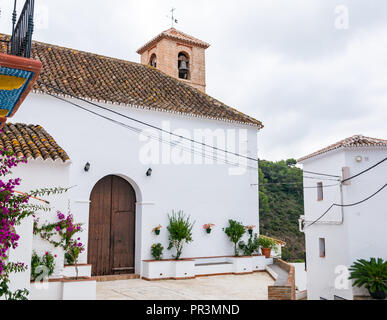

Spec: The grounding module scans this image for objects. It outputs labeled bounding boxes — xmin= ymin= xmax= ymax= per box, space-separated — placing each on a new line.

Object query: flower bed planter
xmin=252 ymin=255 xmax=267 ymax=271
xmin=228 ymin=256 xmax=254 ymax=274
xmin=62 ymin=277 xmax=96 ymax=300
xmin=173 ymin=260 xmax=195 ymax=279
xmin=142 ymin=260 xmax=174 ymax=280
xmin=30 ymin=278 xmax=63 ymax=300
xmin=142 ymin=259 xmax=195 ymax=280
xmin=30 ymin=276 xmax=96 ymax=300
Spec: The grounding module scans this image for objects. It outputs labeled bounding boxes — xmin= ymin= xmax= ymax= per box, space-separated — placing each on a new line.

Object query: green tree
xmin=259 ymin=159 xmax=305 ymax=261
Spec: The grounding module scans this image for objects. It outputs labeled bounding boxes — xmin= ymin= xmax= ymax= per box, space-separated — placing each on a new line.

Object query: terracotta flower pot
xmin=261 ymin=248 xmax=271 ymax=258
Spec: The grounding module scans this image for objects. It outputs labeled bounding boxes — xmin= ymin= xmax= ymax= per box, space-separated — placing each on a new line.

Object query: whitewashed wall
xmin=301 ymin=147 xmax=387 ymax=300
xmin=12 ymin=92 xmax=260 ymax=275
xmin=7 ymin=159 xmax=70 ymax=295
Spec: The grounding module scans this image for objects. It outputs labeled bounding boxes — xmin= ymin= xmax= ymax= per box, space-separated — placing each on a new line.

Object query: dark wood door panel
xmin=88 ymin=175 xmax=136 ymax=276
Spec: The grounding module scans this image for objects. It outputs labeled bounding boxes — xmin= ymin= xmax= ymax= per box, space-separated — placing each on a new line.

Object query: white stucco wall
xmin=6 ymin=159 xmax=70 ymax=295
xmin=12 ymin=92 xmax=260 ymax=275
xmin=301 ymin=147 xmax=387 ymax=300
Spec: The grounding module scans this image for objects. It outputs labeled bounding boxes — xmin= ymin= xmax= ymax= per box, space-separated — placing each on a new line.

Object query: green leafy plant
xmin=167 ymin=210 xmax=194 ymax=260
xmin=65 ymin=246 xmax=82 ymax=265
xmin=30 ymin=251 xmax=56 ymax=281
xmin=258 ymin=235 xmax=277 ymax=250
xmin=34 ymin=212 xmax=84 ymax=279
xmin=224 ymin=220 xmax=246 ymax=256
xmin=349 ymin=258 xmax=387 ymax=299
xmin=238 ymin=233 xmax=260 ymax=256
xmin=151 ymin=243 xmax=164 ymax=260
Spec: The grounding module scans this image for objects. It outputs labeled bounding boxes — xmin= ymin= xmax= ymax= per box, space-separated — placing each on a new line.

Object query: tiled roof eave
xmin=137 ymin=30 xmax=210 ymax=54
xmin=298 ymin=144 xmax=387 ymax=163
xmin=34 ymin=89 xmax=263 ymax=129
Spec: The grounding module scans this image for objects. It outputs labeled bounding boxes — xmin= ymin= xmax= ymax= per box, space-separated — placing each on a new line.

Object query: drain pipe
xmin=299 ymin=182 xmax=345 ymax=233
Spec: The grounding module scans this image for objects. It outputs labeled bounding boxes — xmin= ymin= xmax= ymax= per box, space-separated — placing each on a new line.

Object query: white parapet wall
xmin=30 ymin=277 xmax=96 ymax=300
xmin=142 ymin=255 xmax=270 ymax=280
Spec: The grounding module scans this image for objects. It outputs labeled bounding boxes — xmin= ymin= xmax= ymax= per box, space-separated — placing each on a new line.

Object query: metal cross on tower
xmin=167 ymin=8 xmax=178 ymax=28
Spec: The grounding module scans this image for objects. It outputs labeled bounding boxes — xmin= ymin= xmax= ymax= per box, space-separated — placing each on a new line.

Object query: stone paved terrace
xmin=97 ymin=273 xmax=274 ymax=300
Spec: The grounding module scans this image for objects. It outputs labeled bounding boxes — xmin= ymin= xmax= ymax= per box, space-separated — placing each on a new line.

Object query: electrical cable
xmin=306 ymin=183 xmax=387 ymax=227
xmin=38 ymin=81 xmax=259 ymax=163
xmin=342 ymin=157 xmax=387 ymax=183
xmin=45 ymin=93 xmax=260 ymax=171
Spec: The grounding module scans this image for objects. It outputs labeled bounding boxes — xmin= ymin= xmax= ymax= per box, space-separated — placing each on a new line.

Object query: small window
xmin=149 ymin=54 xmax=157 ymax=68
xmin=319 ymin=238 xmax=326 ymax=258
xmin=178 ymin=52 xmax=190 ymax=80
xmin=317 ymin=182 xmax=323 ymax=201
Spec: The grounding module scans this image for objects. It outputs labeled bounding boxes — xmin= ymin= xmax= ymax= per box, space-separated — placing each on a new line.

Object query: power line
xmin=303 ymin=176 xmax=340 ymax=182
xmin=37 ymin=81 xmax=259 ymax=163
xmin=307 ymin=183 xmax=387 ymax=227
xmin=45 ymin=93 xmax=260 ymax=171
xmin=342 ymin=157 xmax=387 ymax=183
xmin=258 ymin=183 xmax=340 ymax=189
xmin=302 ymin=170 xmax=341 ymax=178
xmin=252 ymin=182 xmax=340 ymax=189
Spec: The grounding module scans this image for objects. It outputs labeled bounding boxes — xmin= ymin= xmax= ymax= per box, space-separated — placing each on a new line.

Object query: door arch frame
xmin=87 ymin=174 xmax=142 ymax=275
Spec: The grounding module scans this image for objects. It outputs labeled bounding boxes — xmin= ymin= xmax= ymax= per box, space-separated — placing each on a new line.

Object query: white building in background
xmin=298 ymin=135 xmax=387 ymax=300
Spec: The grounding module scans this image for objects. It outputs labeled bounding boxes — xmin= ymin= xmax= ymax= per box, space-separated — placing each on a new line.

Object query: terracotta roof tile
xmin=137 ymin=28 xmax=211 ymax=54
xmin=0 ymin=123 xmax=69 ymax=162
xmin=298 ymin=135 xmax=387 ymax=162
xmin=0 ymin=34 xmax=263 ymax=128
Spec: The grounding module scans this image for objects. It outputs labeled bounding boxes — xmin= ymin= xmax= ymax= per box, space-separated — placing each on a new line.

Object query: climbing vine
xmin=0 ymin=147 xmax=69 ymax=300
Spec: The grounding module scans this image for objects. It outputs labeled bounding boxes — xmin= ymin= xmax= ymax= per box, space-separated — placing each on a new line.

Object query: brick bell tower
xmin=137 ymin=28 xmax=210 ymax=93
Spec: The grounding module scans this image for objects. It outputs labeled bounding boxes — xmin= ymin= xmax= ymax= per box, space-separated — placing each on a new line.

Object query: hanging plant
xmin=152 ymin=225 xmax=162 ymax=235
xmin=245 ymin=225 xmax=256 ymax=235
xmin=203 ymin=224 xmax=215 ymax=234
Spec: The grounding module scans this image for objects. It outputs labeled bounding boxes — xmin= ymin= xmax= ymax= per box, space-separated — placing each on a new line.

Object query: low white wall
xmin=291 ymin=263 xmax=307 ymax=292
xmin=142 ymin=255 xmax=269 ymax=280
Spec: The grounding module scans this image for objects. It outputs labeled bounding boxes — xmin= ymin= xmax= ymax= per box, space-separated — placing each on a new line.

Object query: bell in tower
xmin=178 ymin=53 xmax=189 ymax=80
xmin=137 ymin=28 xmax=210 ymax=92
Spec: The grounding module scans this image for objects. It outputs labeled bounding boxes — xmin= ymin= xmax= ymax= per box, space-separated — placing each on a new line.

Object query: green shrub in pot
xmin=349 ymin=258 xmax=387 ymax=300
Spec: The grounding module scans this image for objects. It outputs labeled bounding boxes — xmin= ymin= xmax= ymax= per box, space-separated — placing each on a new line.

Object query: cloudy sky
xmin=0 ymin=0 xmax=386 ymax=161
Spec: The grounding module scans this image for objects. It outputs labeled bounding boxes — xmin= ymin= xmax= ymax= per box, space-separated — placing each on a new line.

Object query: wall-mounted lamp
xmin=355 ymin=156 xmax=363 ymax=163
xmin=84 ymin=162 xmax=91 ymax=172
xmin=146 ymin=168 xmax=152 ymax=177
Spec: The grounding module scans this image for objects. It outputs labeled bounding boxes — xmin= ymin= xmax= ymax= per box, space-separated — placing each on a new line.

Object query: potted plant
xmin=203 ymin=224 xmax=215 ymax=234
xmin=224 ymin=220 xmax=246 ymax=256
xmin=167 ymin=210 xmax=194 ymax=260
xmin=258 ymin=235 xmax=277 ymax=258
xmin=152 ymin=225 xmax=162 ymax=236
xmin=245 ymin=225 xmax=255 ymax=236
xmin=349 ymin=258 xmax=387 ymax=300
xmin=30 ymin=251 xmax=56 ymax=282
xmin=151 ymin=243 xmax=164 ymax=261
xmin=239 ymin=233 xmax=259 ymax=256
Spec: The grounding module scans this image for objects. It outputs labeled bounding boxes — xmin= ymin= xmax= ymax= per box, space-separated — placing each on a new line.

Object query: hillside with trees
xmin=259 ymin=159 xmax=305 ymax=261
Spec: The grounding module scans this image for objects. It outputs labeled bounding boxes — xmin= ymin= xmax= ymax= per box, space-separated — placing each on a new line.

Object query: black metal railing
xmin=9 ymin=0 xmax=35 ymax=58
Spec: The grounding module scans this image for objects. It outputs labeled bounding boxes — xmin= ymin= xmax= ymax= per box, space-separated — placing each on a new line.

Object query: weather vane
xmin=167 ymin=8 xmax=178 ymax=28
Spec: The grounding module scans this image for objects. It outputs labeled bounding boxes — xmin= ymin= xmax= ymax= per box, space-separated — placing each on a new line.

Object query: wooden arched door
xmin=88 ymin=175 xmax=136 ymax=276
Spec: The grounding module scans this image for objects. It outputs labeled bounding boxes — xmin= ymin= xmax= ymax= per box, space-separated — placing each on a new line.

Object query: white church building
xmin=298 ymin=135 xmax=387 ymax=300
xmin=0 ymin=28 xmax=264 ymax=285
